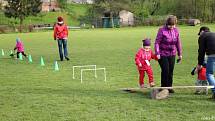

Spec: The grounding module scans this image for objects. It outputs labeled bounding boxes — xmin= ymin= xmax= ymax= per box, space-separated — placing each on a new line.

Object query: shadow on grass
xmin=162 ymin=90 xmax=215 ymax=102
xmin=13 ymin=86 xmax=152 ymax=100
xmin=5 ymin=86 xmax=213 ymax=102
xmin=0 ymin=57 xmax=14 ymax=60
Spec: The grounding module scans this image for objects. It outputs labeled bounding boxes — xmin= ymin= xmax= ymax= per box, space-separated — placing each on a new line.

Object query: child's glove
xmin=191 ymin=67 xmax=196 ymax=75
xmin=156 ymin=55 xmax=160 ymax=60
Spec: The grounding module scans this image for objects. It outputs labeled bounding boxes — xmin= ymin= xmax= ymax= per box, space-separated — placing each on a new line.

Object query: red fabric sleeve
xmin=151 ymin=50 xmax=158 ymax=61
xmin=135 ymin=49 xmax=142 ymax=67
xmin=54 ymin=25 xmax=57 ymax=40
xmin=65 ymin=25 xmax=68 ymax=37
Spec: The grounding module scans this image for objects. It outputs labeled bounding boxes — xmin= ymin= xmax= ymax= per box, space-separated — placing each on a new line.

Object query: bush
xmin=135 ymin=16 xmax=166 ymax=26
xmin=0 ymin=25 xmax=13 ymax=33
xmin=178 ymin=19 xmax=201 ymax=26
xmin=0 ymin=26 xmax=6 ymax=33
xmin=0 ymin=24 xmax=37 ymax=33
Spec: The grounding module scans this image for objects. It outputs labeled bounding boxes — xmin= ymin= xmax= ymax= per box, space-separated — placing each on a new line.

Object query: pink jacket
xmin=54 ymin=24 xmax=68 ymax=40
xmin=154 ymin=26 xmax=182 ymax=57
xmin=15 ymin=41 xmax=24 ymax=52
xmin=135 ymin=48 xmax=157 ymax=70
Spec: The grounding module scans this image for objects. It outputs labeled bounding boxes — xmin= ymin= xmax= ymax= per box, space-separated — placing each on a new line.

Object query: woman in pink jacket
xmin=135 ymin=39 xmax=157 ymax=88
xmin=14 ymin=38 xmax=27 ymax=58
xmin=54 ymin=16 xmax=69 ymax=61
xmin=154 ymin=15 xmax=182 ymax=93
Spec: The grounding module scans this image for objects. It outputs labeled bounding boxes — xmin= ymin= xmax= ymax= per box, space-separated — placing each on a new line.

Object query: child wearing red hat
xmin=135 ymin=38 xmax=158 ymax=88
xmin=54 ymin=16 xmax=70 ymax=61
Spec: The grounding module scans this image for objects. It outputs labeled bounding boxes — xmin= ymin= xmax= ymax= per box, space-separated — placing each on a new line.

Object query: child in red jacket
xmin=191 ymin=62 xmax=208 ymax=94
xmin=135 ymin=38 xmax=157 ymax=88
xmin=54 ymin=16 xmax=70 ymax=61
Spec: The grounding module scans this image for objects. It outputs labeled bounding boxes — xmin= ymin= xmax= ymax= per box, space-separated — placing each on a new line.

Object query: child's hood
xmin=16 ymin=38 xmax=21 ymax=43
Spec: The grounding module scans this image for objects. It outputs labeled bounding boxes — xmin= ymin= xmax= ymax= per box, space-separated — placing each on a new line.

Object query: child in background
xmin=135 ymin=38 xmax=157 ymax=88
xmin=191 ymin=62 xmax=208 ymax=94
xmin=54 ymin=16 xmax=70 ymax=61
xmin=14 ymin=38 xmax=27 ymax=59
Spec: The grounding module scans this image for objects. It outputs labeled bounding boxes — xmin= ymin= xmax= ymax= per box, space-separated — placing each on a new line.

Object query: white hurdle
xmin=80 ymin=68 xmax=106 ymax=83
xmin=72 ymin=65 xmax=97 ymax=79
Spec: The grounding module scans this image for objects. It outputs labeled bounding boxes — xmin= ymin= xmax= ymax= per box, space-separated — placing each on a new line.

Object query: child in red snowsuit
xmin=135 ymin=38 xmax=157 ymax=88
xmin=191 ymin=62 xmax=208 ymax=94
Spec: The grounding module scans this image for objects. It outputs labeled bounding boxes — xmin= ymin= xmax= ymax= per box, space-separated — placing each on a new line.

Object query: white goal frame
xmin=80 ymin=68 xmax=107 ymax=83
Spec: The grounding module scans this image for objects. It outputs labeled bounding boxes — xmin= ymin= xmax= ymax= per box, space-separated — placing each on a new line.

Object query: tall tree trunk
xmin=194 ymin=0 xmax=197 ymax=18
xmin=150 ymin=0 xmax=160 ymax=15
xmin=110 ymin=12 xmax=114 ymax=28
xmin=19 ymin=16 xmax=24 ymax=32
xmin=203 ymin=0 xmax=206 ymax=21
xmin=211 ymin=0 xmax=215 ymax=22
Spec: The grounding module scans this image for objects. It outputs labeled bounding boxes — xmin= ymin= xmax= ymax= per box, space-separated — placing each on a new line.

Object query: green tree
xmin=4 ymin=0 xmax=41 ymax=26
xmin=130 ymin=0 xmax=148 ymax=23
xmin=210 ymin=0 xmax=215 ymax=22
xmin=148 ymin=0 xmax=160 ymax=15
xmin=0 ymin=2 xmax=2 ymax=10
xmin=85 ymin=0 xmax=215 ymax=25
xmin=88 ymin=0 xmax=131 ymax=27
xmin=172 ymin=0 xmax=214 ymax=22
xmin=57 ymin=0 xmax=67 ymax=11
xmin=92 ymin=0 xmax=131 ymax=16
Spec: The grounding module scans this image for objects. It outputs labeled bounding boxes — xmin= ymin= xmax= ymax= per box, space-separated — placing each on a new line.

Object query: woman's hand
xmin=156 ymin=55 xmax=160 ymax=60
xmin=177 ymin=56 xmax=182 ymax=63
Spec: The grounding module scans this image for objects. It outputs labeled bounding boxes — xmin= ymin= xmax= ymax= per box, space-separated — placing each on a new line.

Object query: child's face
xmin=143 ymin=46 xmax=151 ymax=51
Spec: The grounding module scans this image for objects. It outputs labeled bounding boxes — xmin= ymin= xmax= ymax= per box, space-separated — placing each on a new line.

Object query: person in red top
xmin=135 ymin=38 xmax=158 ymax=88
xmin=191 ymin=61 xmax=208 ymax=94
xmin=54 ymin=16 xmax=70 ymax=61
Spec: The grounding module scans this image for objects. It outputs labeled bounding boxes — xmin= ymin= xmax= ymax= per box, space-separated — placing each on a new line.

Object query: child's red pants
xmin=139 ymin=67 xmax=154 ymax=85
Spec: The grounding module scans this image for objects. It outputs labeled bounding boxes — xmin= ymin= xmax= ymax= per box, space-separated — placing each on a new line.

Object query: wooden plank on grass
xmin=121 ymin=86 xmax=214 ymax=91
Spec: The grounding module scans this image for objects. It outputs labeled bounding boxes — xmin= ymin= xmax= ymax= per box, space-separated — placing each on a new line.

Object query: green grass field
xmin=0 ymin=26 xmax=215 ymax=121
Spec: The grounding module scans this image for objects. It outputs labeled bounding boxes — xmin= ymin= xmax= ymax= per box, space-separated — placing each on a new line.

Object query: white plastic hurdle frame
xmin=80 ymin=68 xmax=107 ymax=83
xmin=72 ymin=65 xmax=97 ymax=79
